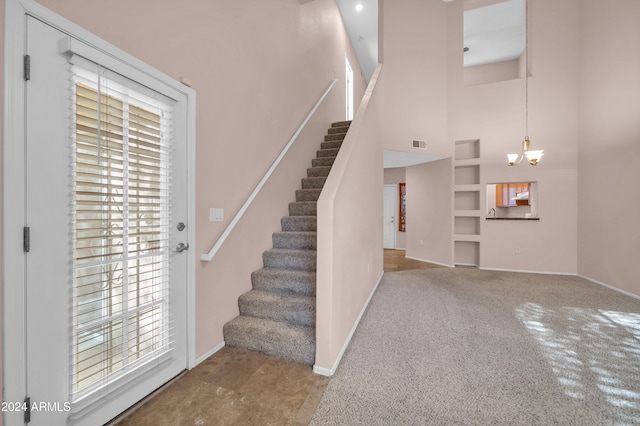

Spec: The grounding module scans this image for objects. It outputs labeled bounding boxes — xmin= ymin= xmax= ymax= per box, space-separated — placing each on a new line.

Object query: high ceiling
xmin=335 ymin=0 xmax=378 ymax=82
xmin=463 ymin=0 xmax=525 ymax=67
xmin=336 ymin=0 xmax=526 ymax=78
xmin=336 ymin=0 xmax=525 ymax=168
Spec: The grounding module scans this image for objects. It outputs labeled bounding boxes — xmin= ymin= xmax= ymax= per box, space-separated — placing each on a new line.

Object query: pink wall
xmin=405 ymin=159 xmax=453 ymax=266
xmin=578 ymin=0 xmax=640 ymax=294
xmin=24 ymin=0 xmax=365 ymax=359
xmin=448 ymin=0 xmax=580 ymax=274
xmin=316 ymin=65 xmax=384 ymax=372
xmin=377 ymin=0 xmax=450 ymax=159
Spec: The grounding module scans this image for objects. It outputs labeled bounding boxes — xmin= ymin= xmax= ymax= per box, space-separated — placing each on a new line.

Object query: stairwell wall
xmin=316 ymin=65 xmax=384 ymax=373
xmin=30 ymin=0 xmax=366 ymax=360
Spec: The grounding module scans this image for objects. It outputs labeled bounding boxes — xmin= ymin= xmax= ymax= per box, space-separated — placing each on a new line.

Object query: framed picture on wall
xmin=399 ymin=182 xmax=406 ymax=232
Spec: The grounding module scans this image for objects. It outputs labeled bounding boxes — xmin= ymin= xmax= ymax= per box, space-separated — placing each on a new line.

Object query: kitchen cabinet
xmin=496 ymin=183 xmax=530 ymax=207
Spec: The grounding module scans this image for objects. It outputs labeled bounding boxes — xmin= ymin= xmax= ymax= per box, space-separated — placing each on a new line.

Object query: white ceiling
xmin=335 ymin=0 xmax=378 ymax=82
xmin=463 ymin=0 xmax=526 ymax=67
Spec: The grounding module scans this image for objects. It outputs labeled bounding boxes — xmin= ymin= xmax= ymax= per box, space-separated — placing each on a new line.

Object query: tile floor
xmin=111 ymin=250 xmax=440 ymax=425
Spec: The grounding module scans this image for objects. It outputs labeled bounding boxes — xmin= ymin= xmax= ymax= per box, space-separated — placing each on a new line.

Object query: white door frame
xmin=383 ymin=184 xmax=397 ymax=249
xmin=2 ymin=1 xmax=196 ymax=423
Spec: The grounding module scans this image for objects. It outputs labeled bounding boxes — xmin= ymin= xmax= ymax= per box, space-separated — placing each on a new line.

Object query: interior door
xmin=383 ymin=185 xmax=397 ymax=249
xmin=24 ymin=16 xmax=188 ymax=425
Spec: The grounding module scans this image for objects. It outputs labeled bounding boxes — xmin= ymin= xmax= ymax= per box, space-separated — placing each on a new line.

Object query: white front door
xmin=383 ymin=185 xmax=397 ymax=249
xmin=18 ymin=16 xmax=189 ymax=425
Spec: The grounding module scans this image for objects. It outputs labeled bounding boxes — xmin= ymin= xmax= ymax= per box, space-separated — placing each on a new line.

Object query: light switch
xmin=210 ymin=208 xmax=224 ymax=222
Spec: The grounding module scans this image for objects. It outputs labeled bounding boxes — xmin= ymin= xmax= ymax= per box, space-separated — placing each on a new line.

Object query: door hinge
xmin=24 ymin=226 xmax=31 ymax=253
xmin=24 ymin=54 xmax=31 ymax=81
xmin=24 ymin=396 xmax=31 ymax=423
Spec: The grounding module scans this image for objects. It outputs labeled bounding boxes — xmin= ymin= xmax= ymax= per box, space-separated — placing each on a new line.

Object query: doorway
xmin=3 ymin=3 xmax=195 ymax=425
xmin=383 ymin=185 xmax=397 ymax=249
xmin=345 ymin=56 xmax=354 ymax=121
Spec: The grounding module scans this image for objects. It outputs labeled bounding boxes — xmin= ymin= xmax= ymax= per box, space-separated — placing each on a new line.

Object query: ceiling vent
xmin=412 ymin=139 xmax=427 ymax=149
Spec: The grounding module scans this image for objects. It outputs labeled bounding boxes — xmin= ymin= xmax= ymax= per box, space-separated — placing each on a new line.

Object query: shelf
xmin=454 ymin=210 xmax=481 ymax=217
xmin=453 ymin=158 xmax=480 ymax=167
xmin=485 ymin=217 xmax=540 ymax=221
xmin=454 ymin=234 xmax=481 ymax=242
xmin=454 ymin=191 xmax=480 ymax=211
xmin=454 ymin=184 xmax=481 ymax=192
xmin=454 ymin=139 xmax=480 ymax=161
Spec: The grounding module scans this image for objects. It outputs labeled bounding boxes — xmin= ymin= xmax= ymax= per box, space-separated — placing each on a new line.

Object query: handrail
xmin=200 ymin=79 xmax=337 ymax=262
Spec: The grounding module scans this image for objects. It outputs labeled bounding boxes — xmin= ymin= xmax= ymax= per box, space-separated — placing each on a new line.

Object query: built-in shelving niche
xmin=453 ymin=139 xmax=480 ymax=267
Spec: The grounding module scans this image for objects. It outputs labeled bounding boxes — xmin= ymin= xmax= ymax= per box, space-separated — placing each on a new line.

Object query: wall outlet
xmin=515 ymin=246 xmax=521 ymax=254
xmin=420 ymin=239 xmax=424 ymax=246
xmin=210 ymin=208 xmax=224 ymax=222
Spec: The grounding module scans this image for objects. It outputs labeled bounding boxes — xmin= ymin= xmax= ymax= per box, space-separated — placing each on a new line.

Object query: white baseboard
xmin=579 ymin=274 xmax=640 ymax=301
xmin=193 ymin=341 xmax=225 ymax=367
xmin=313 ymin=271 xmax=385 ymax=377
xmin=479 ymin=266 xmax=576 ymax=276
xmin=405 ymin=255 xmax=454 ymax=268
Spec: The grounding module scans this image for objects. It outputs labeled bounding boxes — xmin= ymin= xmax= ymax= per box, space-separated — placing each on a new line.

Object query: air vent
xmin=412 ymin=139 xmax=427 ymax=149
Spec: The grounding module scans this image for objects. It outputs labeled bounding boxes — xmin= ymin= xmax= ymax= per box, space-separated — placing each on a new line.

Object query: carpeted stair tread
xmin=263 ymin=248 xmax=317 ymax=271
xmin=289 ymin=201 xmax=317 ymax=216
xmin=272 ymin=231 xmax=317 ymax=250
xmin=312 ymin=157 xmax=336 ymax=167
xmin=324 ymin=133 xmax=346 ymax=142
xmin=252 ymin=268 xmax=316 ymax=296
xmin=321 ymin=141 xmax=343 ymax=150
xmin=331 ymin=120 xmax=352 ymax=127
xmin=281 ymin=216 xmax=317 ymax=232
xmin=223 ymin=121 xmax=346 ymax=366
xmin=238 ymin=290 xmax=316 ymax=327
xmin=302 ymin=177 xmax=327 ymax=189
xmin=317 ymin=148 xmax=340 ymax=158
xmin=328 ymin=125 xmax=350 ymax=135
xmin=307 ymin=166 xmax=332 ymax=177
xmin=223 ymin=316 xmax=315 ymax=365
xmin=296 ymin=189 xmax=322 ymax=202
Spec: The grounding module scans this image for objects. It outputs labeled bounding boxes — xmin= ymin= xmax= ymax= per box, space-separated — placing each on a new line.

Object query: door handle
xmin=175 ymin=242 xmax=189 ymax=253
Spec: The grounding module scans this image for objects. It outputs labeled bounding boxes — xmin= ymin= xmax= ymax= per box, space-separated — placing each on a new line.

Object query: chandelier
xmin=507 ymin=0 xmax=544 ymax=166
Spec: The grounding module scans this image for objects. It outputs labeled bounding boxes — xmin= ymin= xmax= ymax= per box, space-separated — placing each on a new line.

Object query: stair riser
xmin=272 ymin=232 xmax=317 ymax=250
xmin=252 ymin=269 xmax=316 ymax=296
xmin=302 ymin=177 xmax=327 ymax=189
xmin=238 ymin=294 xmax=316 ymax=327
xmin=312 ymin=157 xmax=335 ymax=167
xmin=281 ymin=216 xmax=317 ymax=232
xmin=263 ymin=251 xmax=316 ymax=272
xmin=288 ymin=202 xmax=317 ymax=216
xmin=317 ymin=148 xmax=340 ymax=158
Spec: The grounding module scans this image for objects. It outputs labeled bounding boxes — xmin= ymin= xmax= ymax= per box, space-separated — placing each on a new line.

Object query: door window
xmin=71 ymin=66 xmax=176 ymax=401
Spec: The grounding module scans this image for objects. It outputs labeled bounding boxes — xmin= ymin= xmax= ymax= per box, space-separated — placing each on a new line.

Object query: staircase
xmin=223 ymin=120 xmax=351 ymax=365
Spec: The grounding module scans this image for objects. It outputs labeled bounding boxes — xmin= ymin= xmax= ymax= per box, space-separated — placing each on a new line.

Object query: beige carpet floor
xmin=310 ymin=268 xmax=640 ymax=425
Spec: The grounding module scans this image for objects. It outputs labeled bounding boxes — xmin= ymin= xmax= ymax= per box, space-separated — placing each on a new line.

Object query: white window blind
xmin=70 ymin=64 xmax=175 ymax=403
